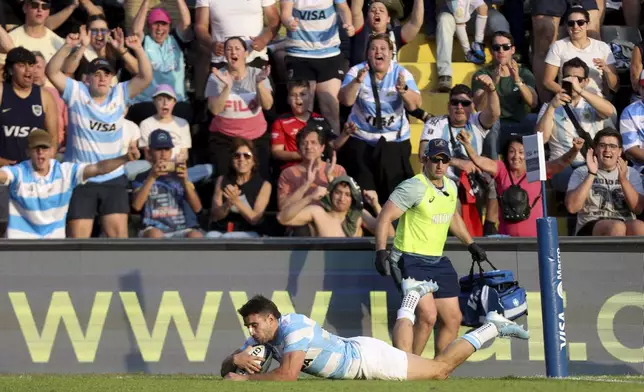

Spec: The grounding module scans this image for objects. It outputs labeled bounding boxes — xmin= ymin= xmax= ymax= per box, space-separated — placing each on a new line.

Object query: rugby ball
xmin=235 ymin=344 xmax=273 ymax=375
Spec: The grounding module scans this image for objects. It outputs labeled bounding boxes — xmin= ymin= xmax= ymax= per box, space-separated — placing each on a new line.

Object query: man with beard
xmin=566 ymin=128 xmax=644 ymax=236
xmin=348 ymin=0 xmax=424 ymax=66
xmin=471 ymin=31 xmax=538 ymax=159
xmin=373 ymin=139 xmax=488 ymax=356
xmin=46 ymin=32 xmax=152 ymax=238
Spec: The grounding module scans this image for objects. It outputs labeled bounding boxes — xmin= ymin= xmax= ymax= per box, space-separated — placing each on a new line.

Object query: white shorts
xmin=350 ymin=337 xmax=408 ymax=380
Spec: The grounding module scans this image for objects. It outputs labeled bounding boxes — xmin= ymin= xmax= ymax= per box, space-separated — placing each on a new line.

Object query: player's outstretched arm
xmin=225 ymin=351 xmax=306 ymax=381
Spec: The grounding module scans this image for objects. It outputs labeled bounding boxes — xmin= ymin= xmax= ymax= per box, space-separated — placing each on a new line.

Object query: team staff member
xmin=374 ymin=139 xmax=487 ymax=357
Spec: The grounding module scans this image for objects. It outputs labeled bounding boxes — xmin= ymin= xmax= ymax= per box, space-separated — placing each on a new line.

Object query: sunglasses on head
xmin=491 ymin=43 xmax=512 ymax=52
xmin=449 ymin=99 xmax=472 ymax=107
xmin=429 ymin=155 xmax=450 ymax=164
xmin=567 ymin=19 xmax=587 ymax=27
xmin=233 ymin=151 xmax=253 ymax=160
xmin=29 ymin=1 xmax=51 ymax=11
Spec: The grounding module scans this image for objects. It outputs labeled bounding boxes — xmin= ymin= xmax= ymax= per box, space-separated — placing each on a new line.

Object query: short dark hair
xmin=87 ymin=14 xmax=108 ymax=28
xmin=4 ymin=47 xmax=36 ymax=82
xmin=491 ymin=31 xmax=514 ymax=46
xmin=224 ymin=36 xmax=248 ymax=51
xmin=502 ymin=134 xmax=524 ymax=168
xmin=562 ymin=57 xmax=589 ymax=79
xmin=287 ymin=80 xmax=310 ymax=92
xmin=238 ymin=295 xmax=282 ymax=320
xmin=593 ymin=127 xmax=623 ymax=148
xmin=296 ymin=125 xmax=326 ymax=150
xmin=449 ymin=84 xmax=473 ymax=98
xmin=566 ymin=5 xmax=591 ymax=22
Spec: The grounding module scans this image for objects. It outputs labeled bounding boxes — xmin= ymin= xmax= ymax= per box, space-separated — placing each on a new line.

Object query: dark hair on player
xmin=593 ymin=127 xmax=623 ymax=148
xmin=491 ymin=31 xmax=514 ymax=46
xmin=238 ymin=295 xmax=282 ymax=319
xmin=296 ymin=124 xmax=326 ymax=151
xmin=287 ymin=80 xmax=310 ymax=92
xmin=449 ymin=84 xmax=473 ymax=99
xmin=566 ymin=5 xmax=591 ymax=23
xmin=562 ymin=57 xmax=590 ymax=79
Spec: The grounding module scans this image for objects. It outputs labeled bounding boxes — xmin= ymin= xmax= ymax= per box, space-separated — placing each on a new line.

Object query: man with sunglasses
xmin=565 ymin=127 xmax=644 ymax=236
xmin=373 ymin=138 xmax=488 ymax=356
xmin=0 ymin=1 xmax=65 ymax=84
xmin=471 ymin=31 xmax=537 ymax=159
xmin=536 ymin=57 xmax=616 ymax=193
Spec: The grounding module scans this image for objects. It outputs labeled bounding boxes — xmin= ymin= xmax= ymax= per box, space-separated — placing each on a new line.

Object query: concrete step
xmin=398 ymin=33 xmax=493 ymax=63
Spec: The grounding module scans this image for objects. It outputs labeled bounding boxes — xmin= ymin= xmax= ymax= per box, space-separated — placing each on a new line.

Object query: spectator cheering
xmin=277 ymin=127 xmax=346 ymax=211
xmin=536 ymin=57 xmax=617 ymax=192
xmin=471 ymin=31 xmax=538 ymax=158
xmin=339 ymin=33 xmax=421 ymax=204
xmin=206 ymin=37 xmax=274 ymax=179
xmin=458 ymin=131 xmax=585 ymax=237
xmin=565 ymin=128 xmax=644 ymax=236
xmin=209 ymin=139 xmax=272 ymax=239
xmin=62 ymin=17 xmax=138 ymax=86
xmin=280 ymin=0 xmax=354 ymax=134
xmin=619 ymin=70 xmax=644 ymax=173
xmin=0 ymin=129 xmax=140 ymax=239
xmin=543 ymin=5 xmax=617 ymax=98
xmin=277 ymin=176 xmax=390 ymax=237
xmin=129 ymin=0 xmax=194 ymax=124
xmin=0 ymin=47 xmax=58 ymax=165
xmin=349 ymin=0 xmax=424 ymax=66
xmin=46 ymin=33 xmax=153 ymax=238
xmin=131 ymin=129 xmax=203 ymax=239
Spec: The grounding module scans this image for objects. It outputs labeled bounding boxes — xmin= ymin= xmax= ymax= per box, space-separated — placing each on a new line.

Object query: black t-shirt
xmin=349 ymin=24 xmax=404 ymax=67
xmin=210 ymin=173 xmax=265 ymax=233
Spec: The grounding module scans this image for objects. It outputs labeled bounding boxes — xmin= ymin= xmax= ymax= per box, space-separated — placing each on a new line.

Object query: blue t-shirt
xmin=132 ymin=171 xmax=198 ymax=232
xmin=240 ymin=313 xmax=361 ymax=379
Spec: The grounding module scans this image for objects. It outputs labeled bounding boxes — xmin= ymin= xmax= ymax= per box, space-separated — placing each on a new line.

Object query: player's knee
xmin=532 ymin=20 xmax=556 ymax=56
xmin=608 ymin=221 xmax=627 ymax=236
xmin=416 ymin=308 xmax=437 ymax=329
xmin=440 ymin=310 xmax=462 ymax=330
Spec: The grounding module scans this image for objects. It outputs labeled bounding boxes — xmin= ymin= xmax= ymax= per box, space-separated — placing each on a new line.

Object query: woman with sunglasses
xmin=543 ymin=5 xmax=618 ymax=98
xmin=208 ymin=138 xmax=272 ymax=239
xmin=206 ymin=37 xmax=273 ymax=181
xmin=457 ymin=130 xmax=585 ymax=237
xmin=62 ymin=16 xmax=138 ymax=86
xmin=339 ymin=33 xmax=421 ymax=204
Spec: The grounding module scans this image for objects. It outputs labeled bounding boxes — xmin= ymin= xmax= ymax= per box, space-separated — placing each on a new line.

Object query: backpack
xmin=500 ymin=171 xmax=541 ymax=223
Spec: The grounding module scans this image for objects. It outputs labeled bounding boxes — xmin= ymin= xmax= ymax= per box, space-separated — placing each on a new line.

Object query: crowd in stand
xmin=0 ymin=0 xmax=643 ymax=240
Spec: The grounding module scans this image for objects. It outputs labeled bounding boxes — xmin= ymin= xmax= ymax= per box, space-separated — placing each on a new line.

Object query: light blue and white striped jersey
xmin=342 ymin=62 xmax=419 ymax=145
xmin=285 ymin=0 xmax=344 ymax=58
xmin=241 ymin=313 xmax=361 ymax=379
xmin=1 ymin=160 xmax=86 ymax=239
xmin=620 ymin=99 xmax=644 ymax=172
xmin=62 ymin=78 xmax=131 ymax=183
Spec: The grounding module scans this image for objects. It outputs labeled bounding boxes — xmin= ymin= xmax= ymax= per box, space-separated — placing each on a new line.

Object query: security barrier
xmin=0 ymin=238 xmax=642 ymax=376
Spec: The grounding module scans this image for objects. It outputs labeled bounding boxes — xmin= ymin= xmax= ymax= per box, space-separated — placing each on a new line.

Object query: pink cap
xmin=148 ymin=8 xmax=171 ymax=25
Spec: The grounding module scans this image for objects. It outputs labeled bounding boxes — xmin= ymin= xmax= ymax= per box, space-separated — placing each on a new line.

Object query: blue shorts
xmin=393 ymin=252 xmax=460 ymax=299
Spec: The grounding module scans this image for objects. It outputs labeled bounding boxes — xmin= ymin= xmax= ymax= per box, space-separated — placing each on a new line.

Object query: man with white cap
xmin=619 ymin=70 xmax=644 ymax=174
xmin=0 ymin=129 xmax=140 ymax=239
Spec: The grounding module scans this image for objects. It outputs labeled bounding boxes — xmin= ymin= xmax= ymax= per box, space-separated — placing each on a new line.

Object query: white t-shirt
xmin=536 ymin=99 xmax=617 ymax=163
xmin=195 ymin=0 xmax=275 ymax=64
xmin=139 ymin=115 xmax=192 ymax=158
xmin=0 ymin=26 xmax=65 ymax=65
xmin=545 ymin=37 xmax=616 ymax=96
xmin=123 ymin=119 xmax=142 ymax=154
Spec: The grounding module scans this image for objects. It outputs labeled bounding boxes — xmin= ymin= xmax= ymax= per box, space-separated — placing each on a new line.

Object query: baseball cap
xmin=148 ymin=8 xmax=171 ymax=25
xmin=27 ymin=129 xmax=53 ymax=149
xmin=152 ymin=84 xmax=177 ymax=100
xmin=423 ymin=139 xmax=451 ymax=159
xmin=639 ymin=70 xmax=644 ymax=87
xmin=87 ymin=58 xmax=116 ymax=75
xmin=149 ymin=129 xmax=174 ymax=150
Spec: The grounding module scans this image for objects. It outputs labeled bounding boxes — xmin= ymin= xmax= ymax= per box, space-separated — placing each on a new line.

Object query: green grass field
xmin=0 ymin=375 xmax=643 ymax=392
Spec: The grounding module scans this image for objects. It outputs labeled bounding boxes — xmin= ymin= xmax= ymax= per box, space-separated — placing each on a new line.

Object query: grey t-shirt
xmin=567 ymin=165 xmax=644 ymax=234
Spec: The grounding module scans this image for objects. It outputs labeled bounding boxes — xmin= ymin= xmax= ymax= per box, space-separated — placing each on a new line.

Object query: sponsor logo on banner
xmin=554 ymin=247 xmax=567 ymax=351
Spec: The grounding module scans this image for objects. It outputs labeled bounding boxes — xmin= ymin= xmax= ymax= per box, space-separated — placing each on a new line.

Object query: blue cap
xmin=423 ymin=138 xmax=451 ymax=159
xmin=149 ymin=129 xmax=174 ymax=149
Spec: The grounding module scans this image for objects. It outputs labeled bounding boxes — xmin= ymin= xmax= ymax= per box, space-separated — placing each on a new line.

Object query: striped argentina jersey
xmin=241 ymin=313 xmax=361 ymax=379
xmin=62 ymin=78 xmax=131 ymax=183
xmin=619 ymin=99 xmax=644 ymax=172
xmin=286 ymin=0 xmax=344 ymax=58
xmin=342 ymin=61 xmax=419 ymax=144
xmin=1 ymin=160 xmax=86 ymax=238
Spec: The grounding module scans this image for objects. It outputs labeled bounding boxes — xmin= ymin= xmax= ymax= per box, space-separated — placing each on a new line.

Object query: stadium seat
xmin=401 ymin=62 xmax=482 ymax=92
xmin=398 ymin=33 xmax=493 ymax=63
xmin=600 ymin=25 xmax=642 ymax=45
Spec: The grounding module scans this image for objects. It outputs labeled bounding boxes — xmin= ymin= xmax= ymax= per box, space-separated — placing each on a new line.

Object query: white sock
xmin=396 ymin=290 xmax=421 ymax=324
xmin=462 ymin=322 xmax=498 ymax=350
xmin=455 ymin=24 xmax=470 ymax=53
xmin=474 ymin=14 xmax=488 ymax=44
